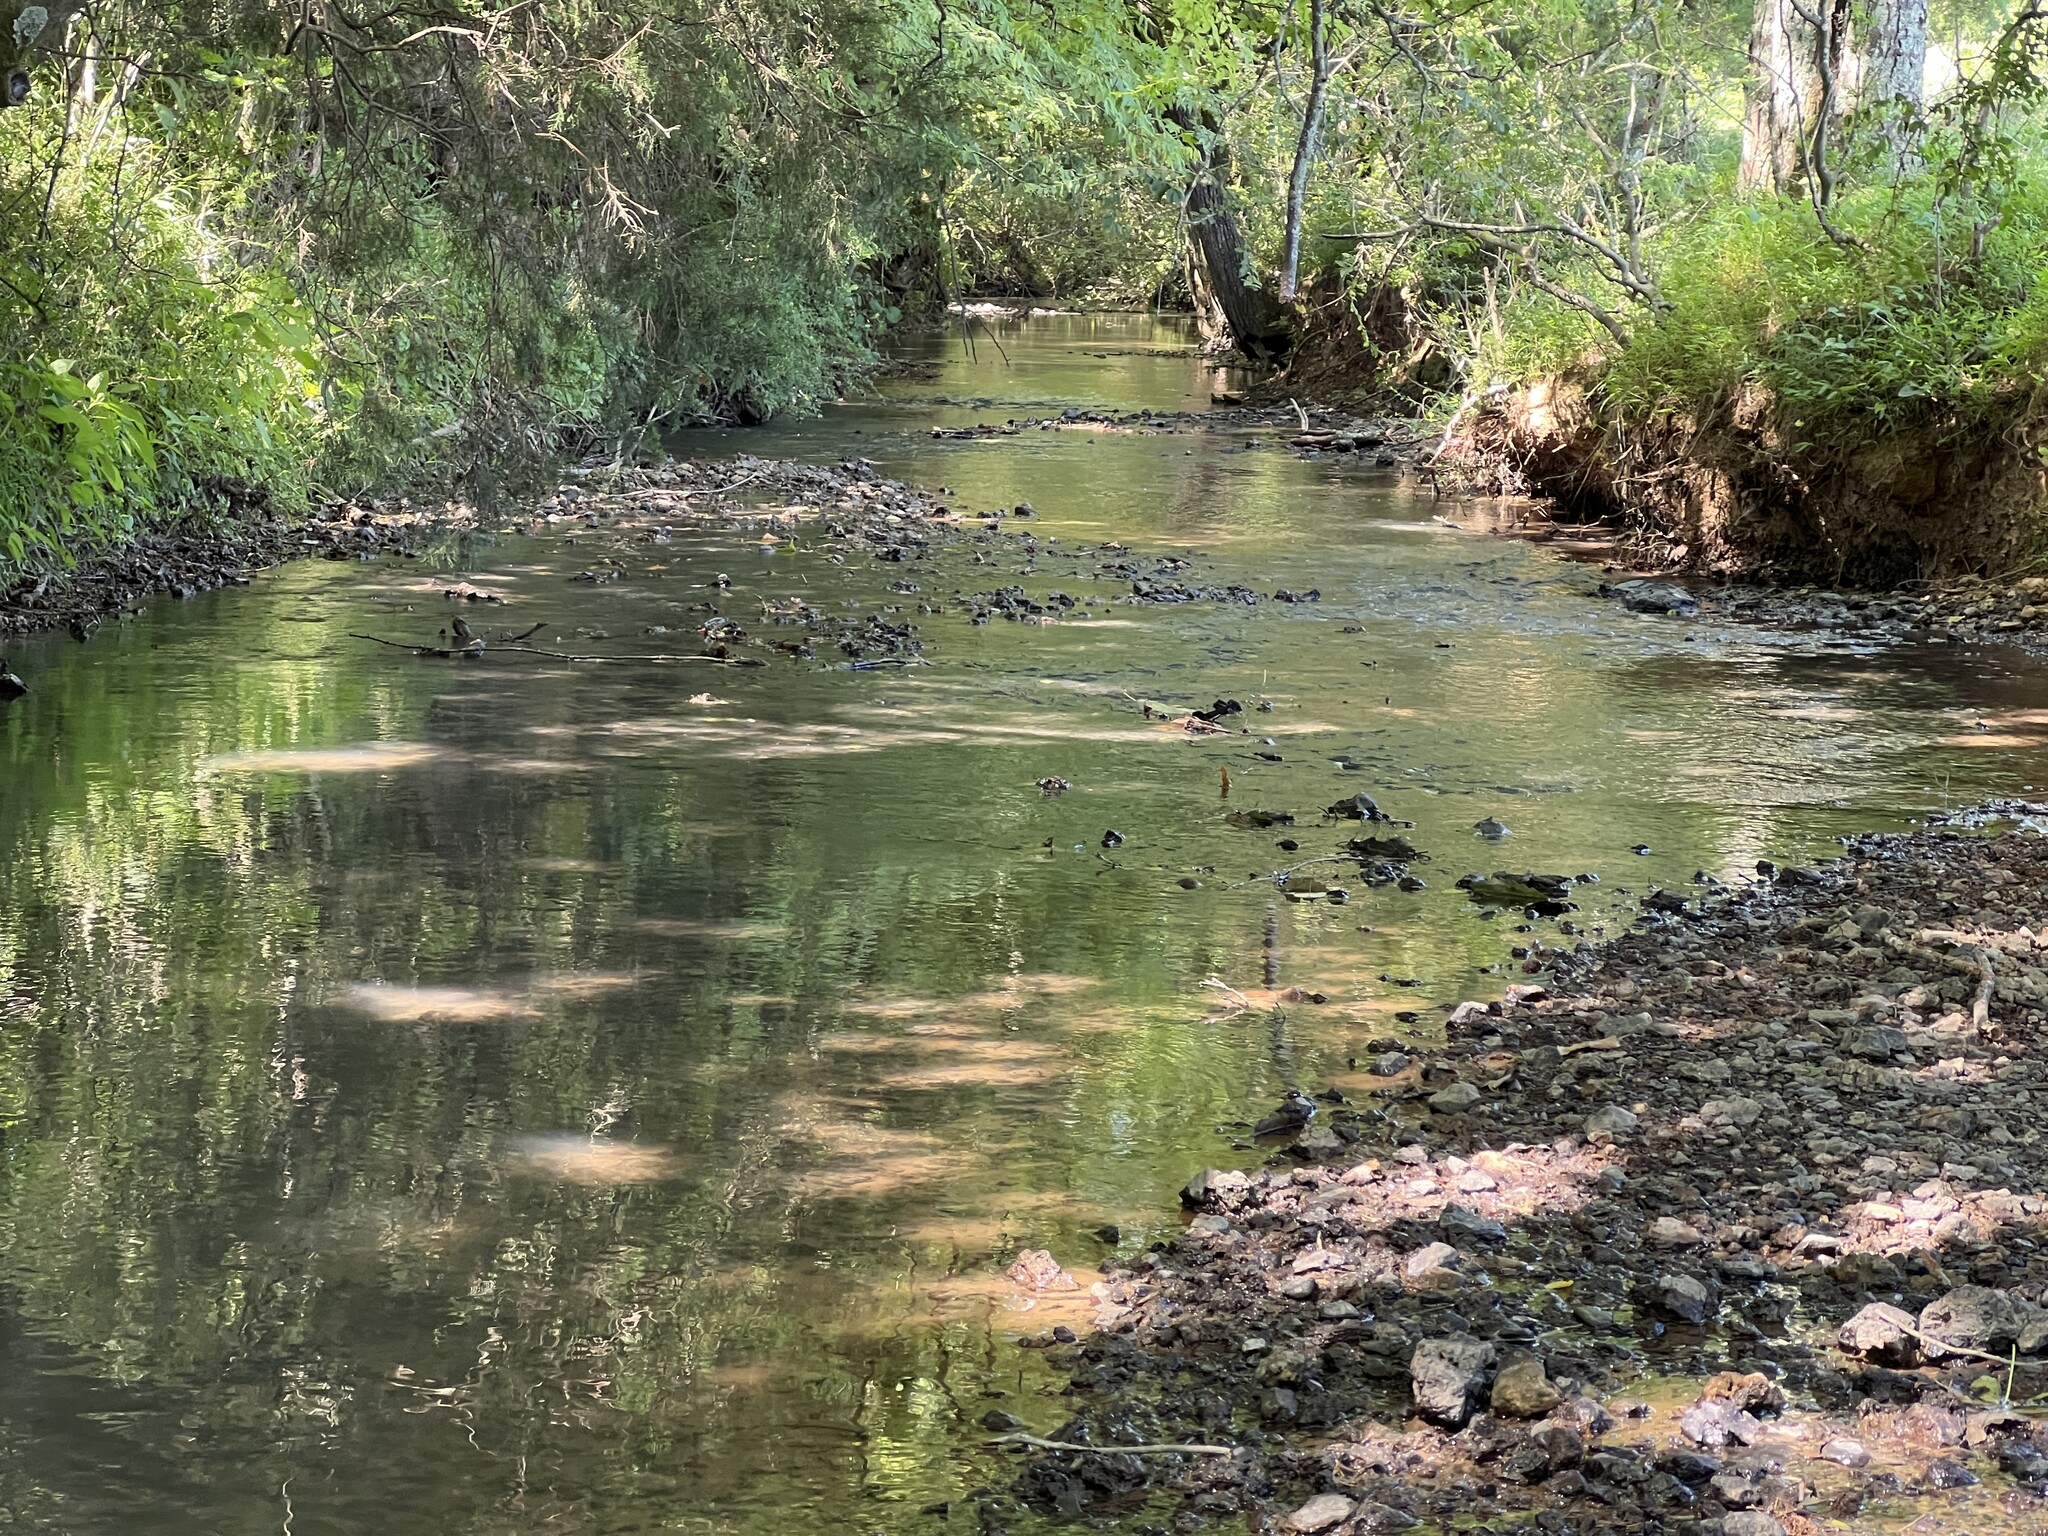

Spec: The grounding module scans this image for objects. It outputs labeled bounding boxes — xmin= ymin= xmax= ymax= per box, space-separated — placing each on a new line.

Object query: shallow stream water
xmin=4 ymin=314 xmax=2048 ymax=1532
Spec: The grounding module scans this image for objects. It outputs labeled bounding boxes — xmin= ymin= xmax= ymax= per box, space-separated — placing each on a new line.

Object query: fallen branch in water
xmin=985 ymin=1432 xmax=1236 ymax=1457
xmin=499 ymin=644 xmax=762 ymax=665
xmin=1201 ymin=977 xmax=1252 ymax=1013
xmin=349 ymin=633 xmax=761 ymax=665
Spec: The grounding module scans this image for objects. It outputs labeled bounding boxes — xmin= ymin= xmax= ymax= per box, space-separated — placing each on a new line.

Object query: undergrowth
xmin=1477 ymin=169 xmax=2048 ymax=460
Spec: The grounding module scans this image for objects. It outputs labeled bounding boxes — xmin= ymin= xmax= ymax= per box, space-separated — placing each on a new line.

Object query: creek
xmin=2 ymin=313 xmax=2047 ymax=1533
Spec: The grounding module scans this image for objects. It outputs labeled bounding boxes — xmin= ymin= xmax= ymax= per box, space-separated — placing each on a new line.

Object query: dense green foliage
xmin=8 ymin=0 xmax=2048 ymax=576
xmin=0 ymin=0 xmax=1025 ymax=572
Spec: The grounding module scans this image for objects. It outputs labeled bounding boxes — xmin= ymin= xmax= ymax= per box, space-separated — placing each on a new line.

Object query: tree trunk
xmin=1170 ymin=105 xmax=1287 ymax=359
xmin=1738 ymin=0 xmax=1852 ymax=196
xmin=1279 ymin=0 xmax=1333 ymax=305
xmin=0 ymin=0 xmax=84 ymax=108
xmin=1859 ymin=0 xmax=1927 ymax=167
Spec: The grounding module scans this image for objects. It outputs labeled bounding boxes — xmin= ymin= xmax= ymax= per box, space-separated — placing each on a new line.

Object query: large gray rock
xmin=1585 ymin=1104 xmax=1639 ymax=1137
xmin=1679 ymin=1397 xmax=1761 ymax=1447
xmin=1439 ymin=1203 xmax=1507 ymax=1243
xmin=1838 ymin=1302 xmax=1920 ymax=1366
xmin=1646 ymin=1272 xmax=1716 ymax=1326
xmin=1428 ymin=1081 xmax=1482 ymax=1114
xmin=1605 ymin=580 xmax=1701 ymax=617
xmin=1842 ymin=1025 xmax=1910 ymax=1061
xmin=1722 ymin=1515 xmax=1787 ymax=1536
xmin=1180 ymin=1167 xmax=1250 ymax=1210
xmin=1919 ymin=1287 xmax=2022 ymax=1357
xmin=1409 ymin=1336 xmax=1498 ymax=1426
xmin=1404 ymin=1241 xmax=1463 ymax=1291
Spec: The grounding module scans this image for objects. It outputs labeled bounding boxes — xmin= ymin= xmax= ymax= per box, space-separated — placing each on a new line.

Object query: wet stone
xmin=1282 ymin=1494 xmax=1356 ymax=1533
xmin=1409 ymin=1336 xmax=1498 ymax=1427
xmin=1918 ymin=1286 xmax=2024 ymax=1355
xmin=1678 ymin=1398 xmax=1761 ymax=1448
xmin=1648 ymin=1272 xmax=1715 ymax=1325
xmin=1837 ymin=1302 xmax=1920 ymax=1366
xmin=1490 ymin=1357 xmax=1562 ymax=1419
xmin=1927 ymin=1457 xmax=1980 ymax=1489
xmin=1819 ymin=1438 xmax=1871 ymax=1468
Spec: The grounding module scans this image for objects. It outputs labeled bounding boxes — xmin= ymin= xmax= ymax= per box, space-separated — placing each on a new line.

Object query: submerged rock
xmin=1490 ymin=1357 xmax=1561 ymax=1419
xmin=1603 ymin=579 xmax=1701 ymax=617
xmin=1326 ymin=792 xmax=1390 ymax=821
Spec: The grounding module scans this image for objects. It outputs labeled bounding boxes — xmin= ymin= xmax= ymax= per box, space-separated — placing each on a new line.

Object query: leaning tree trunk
xmin=1170 ymin=105 xmax=1288 ymax=360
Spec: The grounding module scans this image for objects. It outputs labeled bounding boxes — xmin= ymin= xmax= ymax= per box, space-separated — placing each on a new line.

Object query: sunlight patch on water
xmin=636 ymin=917 xmax=788 ymax=940
xmin=203 ymin=741 xmax=444 ymax=774
xmin=499 ymin=1134 xmax=687 ymax=1184
xmin=338 ymin=983 xmax=540 ymax=1022
xmin=335 ymin=974 xmax=641 ymax=1022
xmin=793 ymin=1149 xmax=978 ymax=1199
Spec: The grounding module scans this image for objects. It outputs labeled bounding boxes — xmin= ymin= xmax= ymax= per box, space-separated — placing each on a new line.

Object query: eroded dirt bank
xmin=995 ymin=817 xmax=2048 ymax=1535
xmin=1441 ymin=376 xmax=2048 ymax=592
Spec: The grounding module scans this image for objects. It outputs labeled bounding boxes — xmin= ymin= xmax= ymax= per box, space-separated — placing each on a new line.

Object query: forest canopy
xmin=0 ymin=0 xmax=2043 ymax=573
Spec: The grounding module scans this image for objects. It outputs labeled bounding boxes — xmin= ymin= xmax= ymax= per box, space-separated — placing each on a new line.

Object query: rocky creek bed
xmin=992 ymin=818 xmax=2048 ymax=1535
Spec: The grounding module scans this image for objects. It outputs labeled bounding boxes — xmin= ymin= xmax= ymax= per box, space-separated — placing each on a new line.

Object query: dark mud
xmin=995 ymin=819 xmax=2048 ymax=1536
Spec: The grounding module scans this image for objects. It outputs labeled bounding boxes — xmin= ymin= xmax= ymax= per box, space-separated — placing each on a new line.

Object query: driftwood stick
xmin=986 ymin=1432 xmax=1236 ymax=1457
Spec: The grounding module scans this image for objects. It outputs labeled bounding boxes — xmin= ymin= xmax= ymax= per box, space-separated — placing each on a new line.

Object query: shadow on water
xmin=4 ymin=315 xmax=2048 ymax=1529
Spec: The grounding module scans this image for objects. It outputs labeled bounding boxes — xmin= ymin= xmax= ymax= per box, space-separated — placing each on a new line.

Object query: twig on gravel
xmin=985 ymin=1433 xmax=1236 ymax=1457
xmin=1883 ymin=932 xmax=1998 ymax=1029
xmin=676 ymin=469 xmax=767 ymax=499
